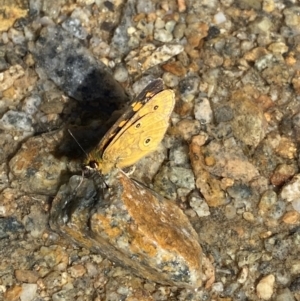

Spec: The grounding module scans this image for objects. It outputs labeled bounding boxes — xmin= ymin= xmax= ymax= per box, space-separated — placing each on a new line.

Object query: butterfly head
xmin=85 ymin=159 xmax=99 ymax=170
xmin=83 ymin=151 xmax=114 ymax=175
xmin=83 ymin=150 xmax=101 ymax=172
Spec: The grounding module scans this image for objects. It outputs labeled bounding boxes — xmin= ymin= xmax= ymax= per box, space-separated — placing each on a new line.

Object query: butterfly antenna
xmin=68 ymin=129 xmax=89 ymax=157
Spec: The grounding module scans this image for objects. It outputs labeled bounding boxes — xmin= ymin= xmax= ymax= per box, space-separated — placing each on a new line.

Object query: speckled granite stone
xmin=50 ymin=170 xmax=204 ymax=288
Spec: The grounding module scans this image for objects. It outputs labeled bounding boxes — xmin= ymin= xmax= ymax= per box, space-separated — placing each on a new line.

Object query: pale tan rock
xmin=263 ymin=0 xmax=275 ymax=12
xmin=282 ymin=211 xmax=300 ymax=224
xmin=177 ymin=0 xmax=186 ymax=12
xmin=256 ymin=274 xmax=275 ymax=300
xmin=274 ymin=136 xmax=297 ymax=159
xmin=281 ymin=174 xmax=300 ymax=203
xmin=125 ymin=44 xmax=184 ymax=75
xmin=162 ymin=61 xmax=187 ymax=77
xmin=0 ymin=65 xmax=25 ymax=92
xmin=268 ymin=42 xmax=288 ymax=55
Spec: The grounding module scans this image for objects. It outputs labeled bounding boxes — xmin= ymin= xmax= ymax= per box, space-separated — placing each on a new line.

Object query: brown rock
xmin=184 ymin=44 xmax=202 ymax=59
xmin=255 ymin=94 xmax=274 ymax=111
xmin=270 ymin=164 xmax=296 ymax=186
xmin=162 ymin=61 xmax=187 ymax=77
xmin=50 ymin=170 xmax=206 ymax=288
xmin=15 ymin=269 xmax=39 ymax=283
xmin=4 ymin=285 xmax=22 ymax=301
xmin=174 ymin=119 xmax=201 ymax=141
xmin=69 ymin=264 xmax=87 ymax=278
xmin=243 ymin=47 xmax=269 ymax=62
xmin=184 ymin=22 xmax=208 ymax=48
xmin=174 ymin=100 xmax=194 ymax=117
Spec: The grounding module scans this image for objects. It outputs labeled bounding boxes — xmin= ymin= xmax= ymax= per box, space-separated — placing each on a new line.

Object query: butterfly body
xmin=85 ymin=80 xmax=175 ymax=175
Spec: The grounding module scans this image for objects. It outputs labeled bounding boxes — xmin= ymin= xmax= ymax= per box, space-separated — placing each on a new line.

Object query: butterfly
xmin=84 ymin=79 xmax=175 ymax=175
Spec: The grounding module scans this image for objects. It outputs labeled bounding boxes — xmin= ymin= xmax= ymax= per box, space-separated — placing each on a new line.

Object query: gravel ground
xmin=1 ymin=0 xmax=300 ymax=300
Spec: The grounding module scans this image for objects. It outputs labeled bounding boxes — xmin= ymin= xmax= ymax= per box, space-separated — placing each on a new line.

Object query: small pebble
xmin=211 ymin=282 xmax=224 ymax=293
xmin=256 ymin=274 xmax=275 ymax=300
xmin=162 ymin=72 xmax=179 ymax=88
xmin=237 ymin=266 xmax=249 ymax=284
xmin=154 ymin=29 xmax=173 ymax=42
xmin=85 ymin=262 xmax=98 ymax=277
xmin=113 ymin=64 xmax=129 ymax=82
xmin=173 ymin=23 xmax=186 ymax=39
xmin=189 ymin=193 xmax=210 ymax=217
xmin=282 ymin=211 xmax=300 ymax=224
xmin=15 ymin=270 xmax=39 ymax=283
xmin=243 ymin=212 xmax=255 ymax=222
xmin=292 ymin=199 xmax=300 ymax=212
xmin=281 ymin=174 xmax=300 ymax=204
xmin=62 ymin=18 xmax=88 ymax=40
xmin=214 ymin=12 xmax=226 ymax=24
xmin=194 ymin=97 xmax=213 ymax=124
xmin=20 ymin=284 xmax=37 ymax=301
xmin=175 ymin=119 xmax=201 ymax=141
xmin=7 ymin=28 xmax=25 ymax=44
xmin=230 ymin=91 xmax=267 ymax=147
xmin=258 ymin=190 xmax=277 ymax=214
xmin=224 ymin=204 xmax=236 ymax=219
xmin=169 ymin=142 xmax=189 ymax=165
xmin=69 ymin=264 xmax=86 ymax=278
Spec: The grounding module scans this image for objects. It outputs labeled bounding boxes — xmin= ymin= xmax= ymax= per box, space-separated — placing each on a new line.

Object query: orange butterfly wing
xmin=100 ymin=89 xmax=175 ymax=174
